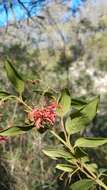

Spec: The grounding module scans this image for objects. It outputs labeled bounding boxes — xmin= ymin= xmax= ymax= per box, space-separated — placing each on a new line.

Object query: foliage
xmin=0 ymin=1 xmax=107 ymax=189
xmin=0 ymin=61 xmax=107 ymax=190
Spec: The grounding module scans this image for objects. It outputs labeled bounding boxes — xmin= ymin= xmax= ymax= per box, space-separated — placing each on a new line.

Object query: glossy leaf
xmin=75 ymin=137 xmax=107 ymax=148
xmin=70 ymin=179 xmax=95 ymax=190
xmin=57 ymin=89 xmax=71 ymax=117
xmin=65 ymin=97 xmax=99 ymax=135
xmin=56 ymin=164 xmax=73 ymax=172
xmin=5 ymin=60 xmax=25 ymax=95
xmin=0 ymin=125 xmax=33 ymax=136
xmin=43 ymin=146 xmax=72 ymax=160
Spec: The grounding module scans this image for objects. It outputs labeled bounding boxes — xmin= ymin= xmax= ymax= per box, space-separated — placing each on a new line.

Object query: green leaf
xmin=43 ymin=146 xmax=72 ymax=160
xmin=75 ymin=137 xmax=107 ymax=148
xmin=65 ymin=116 xmax=73 ymax=134
xmin=0 ymin=90 xmax=11 ymax=99
xmin=57 ymin=89 xmax=71 ymax=117
xmin=99 ymin=168 xmax=107 ymax=177
xmin=70 ymin=179 xmax=95 ymax=190
xmin=75 ymin=147 xmax=88 ymax=158
xmin=81 ymin=156 xmax=90 ymax=163
xmin=5 ymin=60 xmax=25 ymax=95
xmin=65 ymin=114 xmax=87 ymax=135
xmin=71 ymin=98 xmax=87 ymax=109
xmin=56 ymin=164 xmax=73 ymax=173
xmin=81 ymin=96 xmax=99 ymax=122
xmin=86 ymin=163 xmax=98 ymax=173
xmin=65 ymin=97 xmax=99 ymax=135
xmin=0 ymin=125 xmax=33 ymax=136
xmin=99 ymin=168 xmax=107 ymax=174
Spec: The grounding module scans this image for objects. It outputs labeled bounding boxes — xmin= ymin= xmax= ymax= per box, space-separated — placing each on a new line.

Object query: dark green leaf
xmin=5 ymin=60 xmax=25 ymax=94
xmin=57 ymin=89 xmax=71 ymax=117
xmin=75 ymin=137 xmax=107 ymax=148
xmin=56 ymin=164 xmax=73 ymax=172
xmin=0 ymin=125 xmax=33 ymax=136
xmin=70 ymin=179 xmax=95 ymax=190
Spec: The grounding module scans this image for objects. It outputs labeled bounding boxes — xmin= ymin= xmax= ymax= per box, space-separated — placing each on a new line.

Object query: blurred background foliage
xmin=0 ymin=0 xmax=107 ymax=189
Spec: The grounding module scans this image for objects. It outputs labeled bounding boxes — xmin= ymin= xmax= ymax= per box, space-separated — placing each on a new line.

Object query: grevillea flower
xmin=0 ymin=136 xmax=7 ymax=142
xmin=28 ymin=101 xmax=58 ymax=129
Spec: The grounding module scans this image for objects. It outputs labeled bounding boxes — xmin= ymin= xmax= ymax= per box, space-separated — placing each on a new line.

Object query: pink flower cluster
xmin=0 ymin=136 xmax=7 ymax=142
xmin=28 ymin=101 xmax=58 ymax=129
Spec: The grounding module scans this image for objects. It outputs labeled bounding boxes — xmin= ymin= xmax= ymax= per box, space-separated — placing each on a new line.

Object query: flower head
xmin=0 ymin=136 xmax=7 ymax=142
xmin=28 ymin=101 xmax=58 ymax=129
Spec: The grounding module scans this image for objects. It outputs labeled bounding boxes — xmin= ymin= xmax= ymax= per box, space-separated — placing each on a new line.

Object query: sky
xmin=0 ymin=0 xmax=87 ymax=27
